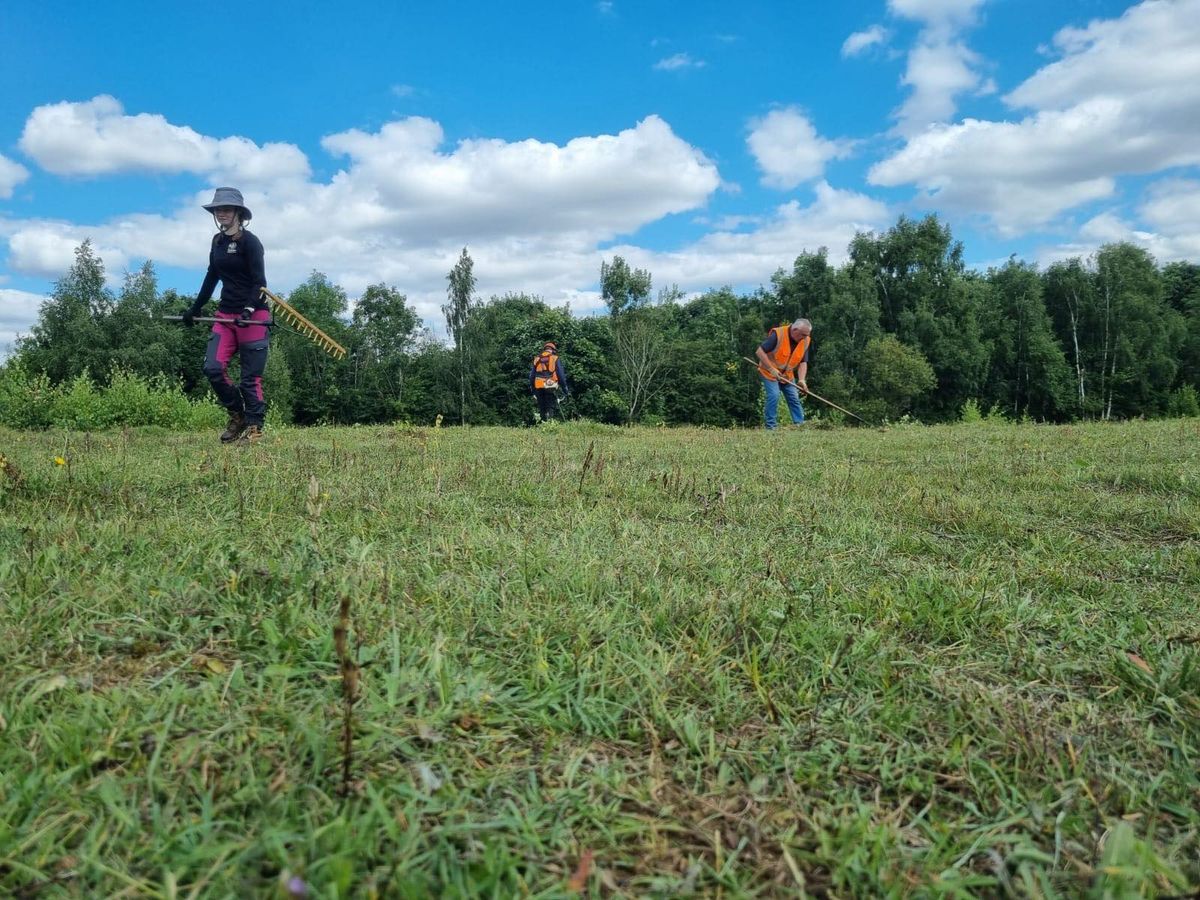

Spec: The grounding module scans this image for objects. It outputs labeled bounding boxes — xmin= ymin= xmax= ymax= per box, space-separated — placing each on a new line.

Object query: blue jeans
xmin=762 ymin=376 xmax=805 ymax=429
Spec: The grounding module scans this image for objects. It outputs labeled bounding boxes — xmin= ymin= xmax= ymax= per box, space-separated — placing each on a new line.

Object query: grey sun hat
xmin=202 ymin=187 xmax=252 ymax=222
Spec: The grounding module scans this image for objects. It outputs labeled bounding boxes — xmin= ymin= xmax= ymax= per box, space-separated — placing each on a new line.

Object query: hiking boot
xmin=220 ymin=411 xmax=247 ymax=443
xmin=239 ymin=424 xmax=264 ymax=444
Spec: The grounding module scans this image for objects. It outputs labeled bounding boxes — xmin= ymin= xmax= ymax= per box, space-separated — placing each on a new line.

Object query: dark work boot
xmin=220 ymin=411 xmax=247 ymax=443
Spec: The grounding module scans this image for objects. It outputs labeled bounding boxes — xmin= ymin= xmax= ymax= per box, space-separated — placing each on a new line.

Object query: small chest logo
xmin=227 ymin=242 xmax=238 ymax=254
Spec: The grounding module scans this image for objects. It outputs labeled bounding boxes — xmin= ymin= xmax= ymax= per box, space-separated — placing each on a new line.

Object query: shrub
xmin=50 ymin=372 xmax=111 ymax=430
xmin=984 ymin=404 xmax=1011 ymax=425
xmin=960 ymin=398 xmax=983 ymax=424
xmin=0 ymin=364 xmax=231 ymax=432
xmin=1166 ymin=385 xmax=1200 ymax=419
xmin=103 ymin=369 xmax=196 ymax=427
xmin=187 ymin=398 xmax=227 ymax=430
xmin=0 ymin=363 xmax=58 ymax=429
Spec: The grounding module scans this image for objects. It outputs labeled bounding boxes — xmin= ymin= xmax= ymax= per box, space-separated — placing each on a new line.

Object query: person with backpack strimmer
xmin=529 ymin=341 xmax=570 ymax=423
xmin=181 ymin=187 xmax=270 ymax=444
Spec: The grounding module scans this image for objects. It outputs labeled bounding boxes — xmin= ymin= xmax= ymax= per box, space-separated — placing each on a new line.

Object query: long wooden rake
xmin=261 ymin=288 xmax=347 ymax=360
xmin=742 ymin=356 xmax=870 ymax=424
xmin=162 ymin=289 xmax=348 ymax=360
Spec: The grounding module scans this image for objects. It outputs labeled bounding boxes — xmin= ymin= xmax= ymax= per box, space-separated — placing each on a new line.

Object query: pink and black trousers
xmin=201 ymin=310 xmax=271 ymax=425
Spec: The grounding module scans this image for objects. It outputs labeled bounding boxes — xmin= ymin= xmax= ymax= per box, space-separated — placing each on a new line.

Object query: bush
xmin=50 ymin=372 xmax=111 ymax=430
xmin=187 ymin=398 xmax=227 ymax=429
xmin=985 ymin=404 xmax=1011 ymax=424
xmin=580 ymin=389 xmax=628 ymax=425
xmin=859 ymin=336 xmax=936 ymax=420
xmin=960 ymin=398 xmax=983 ymax=424
xmin=1166 ymin=385 xmax=1200 ymax=419
xmin=104 ymin=369 xmax=196 ymax=427
xmin=0 ymin=364 xmax=232 ymax=431
xmin=0 ymin=363 xmax=58 ymax=429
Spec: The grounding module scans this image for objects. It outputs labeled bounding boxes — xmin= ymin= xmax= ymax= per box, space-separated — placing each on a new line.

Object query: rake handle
xmin=742 ymin=356 xmax=869 ymax=424
xmin=162 ymin=315 xmax=275 ymax=326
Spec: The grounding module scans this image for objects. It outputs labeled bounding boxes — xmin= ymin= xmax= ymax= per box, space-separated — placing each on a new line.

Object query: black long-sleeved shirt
xmin=193 ymin=230 xmax=267 ymax=314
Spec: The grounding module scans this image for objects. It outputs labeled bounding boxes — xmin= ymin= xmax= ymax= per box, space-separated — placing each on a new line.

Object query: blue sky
xmin=2 ymin=0 xmax=1198 ymax=349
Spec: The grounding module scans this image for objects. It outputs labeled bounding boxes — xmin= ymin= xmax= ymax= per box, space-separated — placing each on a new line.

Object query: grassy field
xmin=1 ymin=419 xmax=1198 ymax=898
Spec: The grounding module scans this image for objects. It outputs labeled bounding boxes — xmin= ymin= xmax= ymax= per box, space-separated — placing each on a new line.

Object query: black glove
xmin=181 ymin=306 xmax=197 ymax=327
xmin=236 ymin=306 xmax=255 ymax=327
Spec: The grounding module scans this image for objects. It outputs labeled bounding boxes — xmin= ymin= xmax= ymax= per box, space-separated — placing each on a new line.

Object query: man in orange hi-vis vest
xmin=529 ymin=341 xmax=570 ymax=423
xmin=755 ymin=318 xmax=812 ymax=429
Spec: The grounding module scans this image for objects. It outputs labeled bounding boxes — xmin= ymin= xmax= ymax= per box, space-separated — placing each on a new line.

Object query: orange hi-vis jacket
xmin=757 ymin=325 xmax=810 ymax=382
xmin=532 ymin=351 xmax=560 ymax=389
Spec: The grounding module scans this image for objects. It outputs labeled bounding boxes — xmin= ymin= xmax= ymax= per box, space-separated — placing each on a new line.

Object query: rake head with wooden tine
xmin=261 ymin=288 xmax=348 ymax=360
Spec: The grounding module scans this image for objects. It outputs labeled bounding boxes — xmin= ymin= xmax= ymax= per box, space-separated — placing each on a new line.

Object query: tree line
xmin=7 ymin=214 xmax=1200 ymax=427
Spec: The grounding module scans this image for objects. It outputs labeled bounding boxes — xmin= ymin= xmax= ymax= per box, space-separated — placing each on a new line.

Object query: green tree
xmin=1042 ymin=258 xmax=1094 ymax=416
xmin=600 ymin=256 xmax=652 ymax=316
xmin=660 ymin=289 xmax=762 ymax=426
xmin=466 ymin=293 xmax=551 ymax=425
xmin=16 ymin=240 xmax=114 ymax=384
xmin=1046 ymin=245 xmax=1183 ymax=419
xmin=349 ymin=283 xmax=421 ymax=422
xmin=849 ymin=216 xmax=986 ymax=420
xmin=443 ymin=248 xmax=478 ymax=424
xmin=1092 ymin=243 xmax=1183 ymax=418
xmin=1161 ymin=262 xmax=1200 ymax=389
xmin=277 ymin=272 xmax=351 ymax=424
xmin=799 ymin=265 xmax=884 ymax=411
xmin=858 ymin=335 xmax=936 ymax=421
xmin=981 ymin=259 xmax=1072 ymax=420
xmin=104 ymin=262 xmax=207 ymax=387
xmin=770 ymin=248 xmax=836 ymax=329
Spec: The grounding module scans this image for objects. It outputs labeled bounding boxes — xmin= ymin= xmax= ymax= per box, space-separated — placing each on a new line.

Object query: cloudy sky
xmin=2 ymin=0 xmax=1198 ymax=350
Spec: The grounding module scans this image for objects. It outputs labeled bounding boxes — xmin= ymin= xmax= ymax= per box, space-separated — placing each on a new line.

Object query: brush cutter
xmin=742 ymin=356 xmax=870 ymax=424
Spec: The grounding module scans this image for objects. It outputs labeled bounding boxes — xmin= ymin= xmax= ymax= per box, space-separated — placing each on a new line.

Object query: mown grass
xmin=1 ymin=419 xmax=1198 ymax=898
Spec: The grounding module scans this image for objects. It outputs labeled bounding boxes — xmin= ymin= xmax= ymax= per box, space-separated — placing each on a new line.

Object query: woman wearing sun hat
xmin=182 ymin=187 xmax=270 ymax=443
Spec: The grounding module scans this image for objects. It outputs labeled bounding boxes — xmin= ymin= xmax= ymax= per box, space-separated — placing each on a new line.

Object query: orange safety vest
xmin=757 ymin=325 xmax=810 ymax=382
xmin=532 ymin=351 xmax=559 ymax=389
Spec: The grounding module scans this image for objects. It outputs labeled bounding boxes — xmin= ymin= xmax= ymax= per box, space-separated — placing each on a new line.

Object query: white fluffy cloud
xmin=314 ymin=114 xmax=719 ymax=244
xmin=19 ymin=95 xmax=310 ymax=182
xmin=889 ymin=0 xmax=985 ymax=32
xmin=872 ymin=0 xmax=1200 ymax=232
xmin=605 ymin=181 xmax=890 ymax=287
xmin=895 ymin=41 xmax=988 ymax=136
xmin=746 ymin=108 xmax=851 ymax=190
xmin=0 ymin=154 xmax=30 ymax=198
xmin=653 ymin=53 xmax=705 ymax=71
xmin=1007 ymin=0 xmax=1200 ymax=111
xmin=1038 ymin=178 xmax=1200 ymax=266
xmin=1 ymin=210 xmax=212 ymax=279
xmin=842 ymin=25 xmax=890 ymax=57
xmin=0 ymin=288 xmax=48 ymax=352
xmin=3 ymin=112 xmax=734 ymax=327
xmin=3 ymin=97 xmax=894 ymax=331
xmin=887 ymin=0 xmax=989 ymax=136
